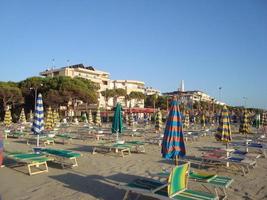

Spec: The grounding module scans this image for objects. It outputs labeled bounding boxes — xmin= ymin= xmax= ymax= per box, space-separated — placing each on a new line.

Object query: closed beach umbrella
xmin=4 ymin=108 xmax=12 ymax=127
xmin=201 ymin=114 xmax=206 ymax=128
xmin=183 ymin=111 xmax=190 ymax=129
xmin=155 ymin=109 xmax=163 ymax=131
xmin=82 ymin=113 xmax=88 ymax=123
xmin=239 ymin=110 xmax=250 ymax=134
xmin=52 ymin=110 xmax=60 ymax=127
xmin=255 ymin=114 xmax=261 ymax=129
xmin=88 ymin=110 xmax=93 ymax=124
xmin=128 ymin=112 xmax=134 ymax=127
xmin=111 ymin=103 xmax=123 ymax=141
xmin=32 ymin=93 xmax=44 ymax=147
xmin=161 ymin=99 xmax=186 ymax=165
xmin=215 ymin=106 xmax=232 ymax=144
xmin=45 ymin=107 xmax=53 ymax=130
xmin=95 ymin=108 xmax=101 ymax=126
xmin=29 ymin=110 xmax=33 ymax=122
xmin=19 ymin=108 xmax=26 ymax=124
xmin=262 ymin=112 xmax=267 ymax=134
xmin=124 ymin=113 xmax=129 ymax=125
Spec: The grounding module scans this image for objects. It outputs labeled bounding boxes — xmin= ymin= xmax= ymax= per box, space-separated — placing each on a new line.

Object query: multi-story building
xmin=40 ymin=64 xmax=161 ymax=110
xmin=144 ymin=87 xmax=161 ymax=96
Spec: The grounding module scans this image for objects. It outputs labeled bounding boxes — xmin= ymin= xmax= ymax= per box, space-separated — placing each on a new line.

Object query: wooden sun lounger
xmin=92 ymin=143 xmax=131 ymax=157
xmin=5 ymin=152 xmax=52 ymax=175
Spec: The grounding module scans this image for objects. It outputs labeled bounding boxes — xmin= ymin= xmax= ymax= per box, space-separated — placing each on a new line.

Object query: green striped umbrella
xmin=255 ymin=114 xmax=261 ymax=129
xmin=111 ymin=103 xmax=123 ymax=141
xmin=4 ymin=108 xmax=12 ymax=127
xmin=19 ymin=108 xmax=26 ymax=124
xmin=215 ymin=106 xmax=232 ymax=144
xmin=45 ymin=107 xmax=54 ymax=130
xmin=155 ymin=109 xmax=163 ymax=131
xmin=95 ymin=108 xmax=101 ymax=126
xmin=239 ymin=110 xmax=250 ymax=134
xmin=88 ymin=110 xmax=93 ymax=124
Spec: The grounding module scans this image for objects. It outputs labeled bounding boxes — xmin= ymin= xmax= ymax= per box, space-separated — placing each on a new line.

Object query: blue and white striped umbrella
xmin=32 ymin=93 xmax=44 ymax=146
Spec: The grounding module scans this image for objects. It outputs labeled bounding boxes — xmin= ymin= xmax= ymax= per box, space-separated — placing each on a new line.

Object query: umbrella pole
xmin=116 ymin=131 xmax=119 ymax=142
xmin=174 ymin=155 xmax=179 ymax=166
xmin=37 ymin=135 xmax=40 ymax=147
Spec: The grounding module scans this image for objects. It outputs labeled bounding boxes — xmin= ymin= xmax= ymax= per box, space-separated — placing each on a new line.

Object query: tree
xmin=128 ymin=91 xmax=145 ymax=107
xmin=0 ymin=82 xmax=23 ymax=110
xmin=101 ymin=89 xmax=115 ymax=109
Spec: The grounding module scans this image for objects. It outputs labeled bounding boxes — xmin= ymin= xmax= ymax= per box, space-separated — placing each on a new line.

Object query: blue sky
xmin=0 ymin=0 xmax=266 ymax=109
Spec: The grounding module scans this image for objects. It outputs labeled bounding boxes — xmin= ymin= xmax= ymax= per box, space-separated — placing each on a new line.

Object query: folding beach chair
xmin=40 ymin=148 xmax=81 ymax=168
xmin=230 ymin=141 xmax=267 ymax=158
xmin=118 ymin=162 xmax=218 ymax=200
xmin=5 ymin=152 xmax=52 ymax=175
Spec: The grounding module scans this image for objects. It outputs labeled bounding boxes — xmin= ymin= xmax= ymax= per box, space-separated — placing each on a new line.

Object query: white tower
xmin=180 ymin=80 xmax=185 ymax=92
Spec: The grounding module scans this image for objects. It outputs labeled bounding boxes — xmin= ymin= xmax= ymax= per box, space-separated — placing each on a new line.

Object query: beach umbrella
xmin=128 ymin=112 xmax=134 ymax=127
xmin=261 ymin=112 xmax=267 ymax=127
xmin=82 ymin=113 xmax=88 ymax=123
xmin=215 ymin=106 xmax=232 ymax=145
xmin=111 ymin=103 xmax=123 ymax=141
xmin=161 ymin=99 xmax=186 ymax=165
xmin=255 ymin=114 xmax=261 ymax=129
xmin=95 ymin=108 xmax=101 ymax=126
xmin=4 ymin=108 xmax=12 ymax=127
xmin=32 ymin=93 xmax=44 ymax=147
xmin=155 ymin=109 xmax=163 ymax=132
xmin=124 ymin=113 xmax=129 ymax=125
xmin=29 ymin=110 xmax=33 ymax=122
xmin=183 ymin=111 xmax=190 ymax=129
xmin=88 ymin=110 xmax=93 ymax=124
xmin=19 ymin=108 xmax=27 ymax=124
xmin=45 ymin=107 xmax=54 ymax=130
xmin=239 ymin=110 xmax=250 ymax=134
xmin=201 ymin=114 xmax=206 ymax=129
xmin=52 ymin=110 xmax=60 ymax=127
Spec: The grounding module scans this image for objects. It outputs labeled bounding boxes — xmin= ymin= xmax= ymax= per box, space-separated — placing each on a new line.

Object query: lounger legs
xmin=27 ymin=162 xmax=48 ymax=175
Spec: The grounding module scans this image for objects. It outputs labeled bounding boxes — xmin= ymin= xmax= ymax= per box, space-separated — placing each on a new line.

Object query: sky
xmin=0 ymin=0 xmax=267 ymax=109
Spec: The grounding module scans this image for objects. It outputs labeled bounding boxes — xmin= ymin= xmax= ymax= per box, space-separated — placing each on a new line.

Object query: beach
xmin=1 ymin=126 xmax=267 ymax=200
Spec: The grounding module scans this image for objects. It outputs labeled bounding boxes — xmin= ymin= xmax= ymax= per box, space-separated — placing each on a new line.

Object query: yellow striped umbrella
xmin=155 ymin=109 xmax=163 ymax=131
xmin=215 ymin=106 xmax=232 ymax=143
xmin=19 ymin=108 xmax=26 ymax=124
xmin=128 ymin=112 xmax=134 ymax=127
xmin=239 ymin=110 xmax=250 ymax=134
xmin=4 ymin=109 xmax=12 ymax=127
xmin=183 ymin=111 xmax=190 ymax=129
xmin=45 ymin=107 xmax=54 ymax=130
xmin=52 ymin=110 xmax=60 ymax=127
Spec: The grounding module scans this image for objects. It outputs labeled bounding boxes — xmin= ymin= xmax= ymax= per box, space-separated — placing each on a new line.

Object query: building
xmin=40 ymin=64 xmax=161 ymax=110
xmin=163 ymin=90 xmax=225 ymax=106
xmin=144 ymin=87 xmax=161 ymax=96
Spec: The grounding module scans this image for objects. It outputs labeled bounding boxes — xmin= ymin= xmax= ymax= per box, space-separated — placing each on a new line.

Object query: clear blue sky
xmin=0 ymin=0 xmax=266 ymax=109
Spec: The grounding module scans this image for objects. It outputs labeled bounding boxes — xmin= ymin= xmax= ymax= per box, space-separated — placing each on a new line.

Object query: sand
xmin=0 ymin=125 xmax=267 ymax=200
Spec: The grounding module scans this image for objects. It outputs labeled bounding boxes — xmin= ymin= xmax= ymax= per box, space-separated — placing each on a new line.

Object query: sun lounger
xmin=40 ymin=148 xmax=81 ymax=168
xmin=201 ymin=151 xmax=257 ymax=176
xmin=26 ymin=135 xmax=55 ymax=146
xmin=118 ymin=162 xmax=218 ymax=200
xmin=155 ymin=170 xmax=233 ymax=199
xmin=92 ymin=142 xmax=131 ymax=157
xmin=5 ymin=152 xmax=52 ymax=175
xmin=55 ymin=133 xmax=73 ymax=144
xmin=230 ymin=141 xmax=267 ymax=158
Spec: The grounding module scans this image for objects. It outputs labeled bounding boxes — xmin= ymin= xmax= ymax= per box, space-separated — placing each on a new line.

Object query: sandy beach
xmin=0 ymin=125 xmax=267 ymax=200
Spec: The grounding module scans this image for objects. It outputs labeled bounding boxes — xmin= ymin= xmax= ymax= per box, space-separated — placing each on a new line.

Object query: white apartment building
xmin=144 ymin=87 xmax=161 ymax=96
xmin=40 ymin=64 xmax=160 ymax=109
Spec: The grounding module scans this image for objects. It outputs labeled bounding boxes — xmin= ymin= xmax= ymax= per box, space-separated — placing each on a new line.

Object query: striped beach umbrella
xmin=128 ymin=112 xmax=134 ymax=127
xmin=111 ymin=103 xmax=123 ymax=141
xmin=45 ymin=107 xmax=54 ymax=130
xmin=4 ymin=108 xmax=12 ymax=127
xmin=19 ymin=108 xmax=26 ymax=124
xmin=52 ymin=110 xmax=60 ymax=127
xmin=95 ymin=108 xmax=101 ymax=126
xmin=239 ymin=110 xmax=250 ymax=134
xmin=82 ymin=113 xmax=88 ymax=123
xmin=261 ymin=112 xmax=267 ymax=127
xmin=183 ymin=111 xmax=190 ymax=129
xmin=162 ymin=99 xmax=186 ymax=165
xmin=32 ymin=93 xmax=44 ymax=147
xmin=255 ymin=114 xmax=261 ymax=129
xmin=155 ymin=109 xmax=163 ymax=131
xmin=201 ymin=114 xmax=206 ymax=129
xmin=215 ymin=106 xmax=232 ymax=143
xmin=124 ymin=113 xmax=129 ymax=125
xmin=88 ymin=110 xmax=93 ymax=124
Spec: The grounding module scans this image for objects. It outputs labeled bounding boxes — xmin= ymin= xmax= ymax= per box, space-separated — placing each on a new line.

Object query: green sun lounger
xmin=40 ymin=148 xmax=81 ymax=168
xmin=118 ymin=162 xmax=218 ymax=200
xmin=5 ymin=152 xmax=52 ymax=175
